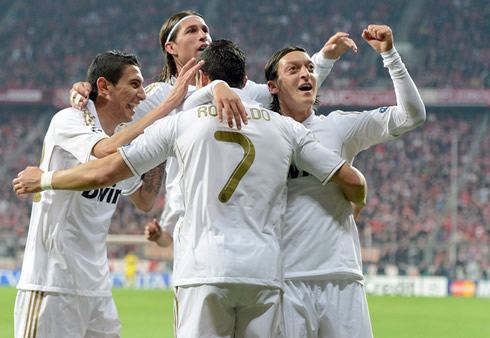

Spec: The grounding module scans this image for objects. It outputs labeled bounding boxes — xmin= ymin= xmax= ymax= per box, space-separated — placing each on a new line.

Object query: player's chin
xmin=121 ymin=112 xmax=134 ymax=124
xmin=297 ymin=91 xmax=315 ymax=101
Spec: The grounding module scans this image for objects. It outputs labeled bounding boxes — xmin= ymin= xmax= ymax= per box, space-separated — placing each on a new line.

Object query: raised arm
xmin=363 ymin=25 xmax=426 ymax=135
xmin=313 ymin=31 xmax=358 ymax=84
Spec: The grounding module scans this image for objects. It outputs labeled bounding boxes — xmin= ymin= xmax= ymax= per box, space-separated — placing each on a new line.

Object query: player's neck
xmin=175 ymin=66 xmax=197 ymax=86
xmin=281 ymin=104 xmax=313 ymax=123
xmin=94 ymin=99 xmax=119 ymax=136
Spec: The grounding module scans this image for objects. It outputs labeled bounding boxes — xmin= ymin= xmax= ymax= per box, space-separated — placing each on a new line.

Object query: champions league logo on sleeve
xmin=379 ymin=107 xmax=388 ymax=114
xmin=91 ymin=127 xmax=104 ymax=134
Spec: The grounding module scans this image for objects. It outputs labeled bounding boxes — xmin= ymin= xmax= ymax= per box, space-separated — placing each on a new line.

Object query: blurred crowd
xmin=355 ymin=110 xmax=489 ymax=279
xmin=0 ymin=109 xmax=45 ymax=261
xmin=0 ymin=0 xmax=487 ymax=90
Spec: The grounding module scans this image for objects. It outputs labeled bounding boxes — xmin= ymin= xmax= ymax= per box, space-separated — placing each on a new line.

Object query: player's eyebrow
xmin=284 ymin=59 xmax=314 ymax=68
xmin=130 ymin=78 xmax=143 ymax=87
xmin=183 ymin=23 xmax=209 ymax=32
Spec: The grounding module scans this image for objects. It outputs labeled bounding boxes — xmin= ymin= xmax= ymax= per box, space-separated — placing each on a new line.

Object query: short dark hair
xmin=86 ymin=50 xmax=140 ymax=102
xmin=264 ymin=46 xmax=318 ymax=113
xmin=198 ymin=39 xmax=246 ymax=89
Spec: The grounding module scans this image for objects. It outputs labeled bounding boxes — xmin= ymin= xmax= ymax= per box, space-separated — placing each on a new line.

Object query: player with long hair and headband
xmin=157 ymin=11 xmax=206 ymax=83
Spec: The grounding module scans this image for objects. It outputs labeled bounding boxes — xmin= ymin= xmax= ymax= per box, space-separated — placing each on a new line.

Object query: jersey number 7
xmin=214 ymin=131 xmax=255 ymax=203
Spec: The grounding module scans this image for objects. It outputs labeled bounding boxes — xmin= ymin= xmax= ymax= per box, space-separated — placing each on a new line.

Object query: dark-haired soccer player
xmin=13 ymin=50 xmax=201 ymax=338
xmin=264 ymin=25 xmax=425 ymax=338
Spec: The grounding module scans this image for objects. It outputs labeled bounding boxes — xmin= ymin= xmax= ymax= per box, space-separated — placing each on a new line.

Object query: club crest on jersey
xmin=81 ymin=184 xmax=122 ymax=204
xmin=379 ymin=107 xmax=388 ymax=114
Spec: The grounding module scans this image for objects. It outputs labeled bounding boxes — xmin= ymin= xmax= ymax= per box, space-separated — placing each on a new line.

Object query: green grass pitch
xmin=1 ymin=287 xmax=489 ymax=337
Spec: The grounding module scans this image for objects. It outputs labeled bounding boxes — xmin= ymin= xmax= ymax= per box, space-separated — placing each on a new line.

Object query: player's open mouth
xmin=198 ymin=44 xmax=208 ymax=52
xmin=128 ymin=103 xmax=138 ymax=112
xmin=299 ymin=83 xmax=312 ymax=91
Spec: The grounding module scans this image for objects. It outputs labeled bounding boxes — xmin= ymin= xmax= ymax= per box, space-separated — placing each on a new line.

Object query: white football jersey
xmin=283 ymin=48 xmax=426 ymax=280
xmin=119 ymin=90 xmax=345 ymax=288
xmin=284 ymin=110 xmax=396 ymax=281
xmin=17 ymin=101 xmax=141 ymax=296
xmin=132 ymin=77 xmax=294 ymax=236
xmin=134 ymin=53 xmax=335 ymax=235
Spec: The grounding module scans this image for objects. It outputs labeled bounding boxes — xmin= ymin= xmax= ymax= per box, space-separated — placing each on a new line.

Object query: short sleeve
xmin=286 ymin=117 xmax=345 ymax=184
xmin=52 ymin=108 xmax=108 ymax=164
xmin=118 ymin=115 xmax=178 ymax=176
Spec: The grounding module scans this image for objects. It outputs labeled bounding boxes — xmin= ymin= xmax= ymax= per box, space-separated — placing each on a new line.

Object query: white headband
xmin=165 ymin=15 xmax=201 ymax=44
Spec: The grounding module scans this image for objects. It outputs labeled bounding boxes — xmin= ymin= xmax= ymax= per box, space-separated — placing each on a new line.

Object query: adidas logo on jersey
xmin=81 ymin=184 xmax=122 ymax=204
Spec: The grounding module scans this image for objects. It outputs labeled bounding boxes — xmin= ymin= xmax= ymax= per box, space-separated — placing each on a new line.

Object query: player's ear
xmin=267 ymin=80 xmax=279 ymax=95
xmin=97 ymin=77 xmax=111 ymax=96
xmin=199 ymin=70 xmax=210 ymax=87
xmin=241 ymin=75 xmax=248 ymax=89
xmin=165 ymin=42 xmax=177 ymax=56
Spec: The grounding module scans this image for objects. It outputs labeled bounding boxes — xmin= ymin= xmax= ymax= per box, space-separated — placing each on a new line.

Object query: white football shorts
xmin=14 ymin=290 xmax=121 ymax=338
xmin=282 ymin=279 xmax=373 ymax=338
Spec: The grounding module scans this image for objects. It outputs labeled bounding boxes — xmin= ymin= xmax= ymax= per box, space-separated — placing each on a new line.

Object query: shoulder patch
xmin=83 ymin=109 xmax=97 ymax=127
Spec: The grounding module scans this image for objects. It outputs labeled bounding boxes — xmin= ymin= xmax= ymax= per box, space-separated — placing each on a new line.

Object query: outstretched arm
xmin=13 ymin=151 xmax=134 ymax=195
